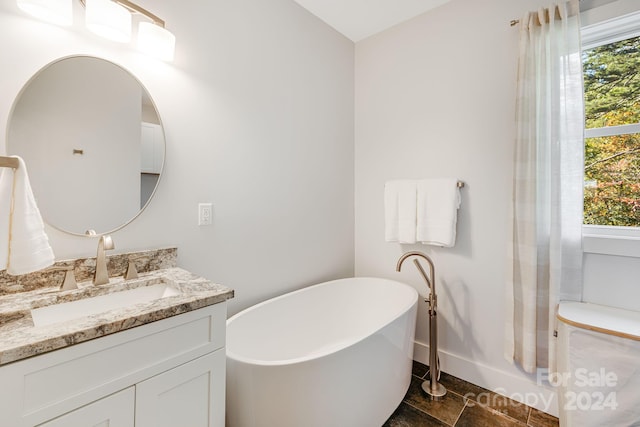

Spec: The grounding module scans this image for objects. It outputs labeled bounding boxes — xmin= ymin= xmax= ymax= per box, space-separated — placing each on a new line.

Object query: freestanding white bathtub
xmin=226 ymin=277 xmax=419 ymax=427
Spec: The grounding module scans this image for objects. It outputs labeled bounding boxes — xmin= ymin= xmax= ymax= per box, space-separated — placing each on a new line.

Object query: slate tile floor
xmin=384 ymin=362 xmax=560 ymax=427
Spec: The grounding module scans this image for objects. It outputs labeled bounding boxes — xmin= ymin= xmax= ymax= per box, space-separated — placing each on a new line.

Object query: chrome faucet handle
xmin=125 ymin=259 xmax=139 ymax=280
xmin=48 ymin=265 xmax=77 ymax=291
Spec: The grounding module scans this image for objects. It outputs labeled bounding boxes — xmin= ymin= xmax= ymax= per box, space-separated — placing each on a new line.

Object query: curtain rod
xmin=0 ymin=156 xmax=19 ymax=169
xmin=510 ymin=0 xmax=583 ymax=26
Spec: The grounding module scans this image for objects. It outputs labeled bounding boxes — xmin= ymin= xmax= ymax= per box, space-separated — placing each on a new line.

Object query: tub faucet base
xmin=421 ymin=380 xmax=446 ymax=401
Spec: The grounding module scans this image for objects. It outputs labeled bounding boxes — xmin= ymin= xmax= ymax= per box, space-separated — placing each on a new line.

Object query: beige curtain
xmin=505 ymin=0 xmax=584 ymax=374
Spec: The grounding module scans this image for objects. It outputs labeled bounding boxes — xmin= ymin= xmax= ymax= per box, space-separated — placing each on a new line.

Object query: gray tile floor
xmin=384 ymin=362 xmax=560 ymax=427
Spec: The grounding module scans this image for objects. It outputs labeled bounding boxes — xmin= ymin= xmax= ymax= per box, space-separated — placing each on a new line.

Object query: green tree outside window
xmin=583 ymin=35 xmax=640 ymax=226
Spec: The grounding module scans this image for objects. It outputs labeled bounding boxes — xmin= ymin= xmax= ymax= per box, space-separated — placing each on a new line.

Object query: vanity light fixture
xmin=16 ymin=0 xmax=73 ymax=26
xmin=138 ymin=21 xmax=175 ymax=62
xmin=17 ymin=0 xmax=176 ymax=61
xmin=82 ymin=0 xmax=175 ymax=60
xmin=84 ymin=0 xmax=131 ymax=43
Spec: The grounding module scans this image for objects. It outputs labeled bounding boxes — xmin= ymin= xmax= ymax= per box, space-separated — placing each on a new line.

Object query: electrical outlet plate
xmin=198 ymin=203 xmax=212 ymax=226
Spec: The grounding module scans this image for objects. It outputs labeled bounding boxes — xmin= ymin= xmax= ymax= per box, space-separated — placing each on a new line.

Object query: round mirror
xmin=7 ymin=56 xmax=165 ymax=236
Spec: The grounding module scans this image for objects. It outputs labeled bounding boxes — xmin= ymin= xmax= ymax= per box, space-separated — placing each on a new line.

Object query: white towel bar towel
xmin=384 ymin=180 xmax=417 ymax=244
xmin=416 ymin=178 xmax=461 ymax=247
xmin=0 ymin=156 xmax=54 ymax=275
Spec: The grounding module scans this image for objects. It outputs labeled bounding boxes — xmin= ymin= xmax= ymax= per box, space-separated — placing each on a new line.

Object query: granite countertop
xmin=0 ymin=267 xmax=233 ymax=365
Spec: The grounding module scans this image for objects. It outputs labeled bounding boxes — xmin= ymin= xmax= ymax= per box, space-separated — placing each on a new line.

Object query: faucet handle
xmin=48 ymin=265 xmax=78 ymax=291
xmin=125 ymin=259 xmax=139 ymax=280
xmin=60 ymin=269 xmax=78 ymax=291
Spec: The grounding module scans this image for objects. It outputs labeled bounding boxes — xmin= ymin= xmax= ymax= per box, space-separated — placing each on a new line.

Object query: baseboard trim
xmin=413 ymin=340 xmax=559 ymax=417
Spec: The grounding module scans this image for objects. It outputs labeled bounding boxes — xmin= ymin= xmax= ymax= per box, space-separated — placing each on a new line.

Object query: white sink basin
xmin=31 ymin=283 xmax=181 ymax=327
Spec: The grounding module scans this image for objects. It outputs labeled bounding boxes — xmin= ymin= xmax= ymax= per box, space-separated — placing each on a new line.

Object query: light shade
xmin=137 ymin=22 xmax=175 ymax=61
xmin=85 ymin=0 xmax=131 ymax=43
xmin=17 ymin=0 xmax=72 ymax=26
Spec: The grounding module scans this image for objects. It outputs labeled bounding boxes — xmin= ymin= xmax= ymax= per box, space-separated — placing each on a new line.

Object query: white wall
xmin=0 ymin=0 xmax=355 ymax=315
xmin=354 ymin=0 xmax=563 ymax=414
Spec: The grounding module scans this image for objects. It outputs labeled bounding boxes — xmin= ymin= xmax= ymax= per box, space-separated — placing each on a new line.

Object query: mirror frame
xmin=6 ymin=55 xmax=166 ymax=237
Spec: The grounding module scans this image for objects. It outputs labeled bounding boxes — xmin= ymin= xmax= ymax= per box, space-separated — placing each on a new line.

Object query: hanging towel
xmin=0 ymin=165 xmax=11 ymax=271
xmin=384 ymin=180 xmax=417 ymax=244
xmin=416 ymin=178 xmax=461 ymax=247
xmin=0 ymin=156 xmax=55 ymax=275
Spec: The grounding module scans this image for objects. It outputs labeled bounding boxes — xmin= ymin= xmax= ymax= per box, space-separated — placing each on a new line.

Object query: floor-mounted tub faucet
xmin=94 ymin=235 xmax=115 ymax=285
xmin=397 ymin=251 xmax=447 ymax=400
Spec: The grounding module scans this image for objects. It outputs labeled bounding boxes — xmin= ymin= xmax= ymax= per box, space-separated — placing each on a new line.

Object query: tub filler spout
xmin=397 ymin=251 xmax=447 ymax=401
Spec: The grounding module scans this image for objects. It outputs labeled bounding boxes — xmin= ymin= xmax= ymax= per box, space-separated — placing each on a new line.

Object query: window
xmin=583 ymin=34 xmax=640 ymax=226
xmin=581 ymin=10 xmax=640 ymax=256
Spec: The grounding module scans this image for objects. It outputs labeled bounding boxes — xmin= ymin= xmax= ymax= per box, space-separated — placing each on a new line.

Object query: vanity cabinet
xmin=0 ymin=302 xmax=227 ymax=427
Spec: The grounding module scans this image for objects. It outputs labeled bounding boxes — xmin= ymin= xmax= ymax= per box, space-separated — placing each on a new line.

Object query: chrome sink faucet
xmin=94 ymin=235 xmax=115 ymax=285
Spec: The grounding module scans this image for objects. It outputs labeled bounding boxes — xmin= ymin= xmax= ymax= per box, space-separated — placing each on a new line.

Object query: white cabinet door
xmin=140 ymin=122 xmax=163 ymax=174
xmin=135 ymin=349 xmax=225 ymax=427
xmin=37 ymin=387 xmax=134 ymax=427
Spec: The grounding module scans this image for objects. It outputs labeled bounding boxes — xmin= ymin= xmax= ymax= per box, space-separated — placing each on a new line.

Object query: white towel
xmin=384 ymin=180 xmax=417 ymax=244
xmin=416 ymin=178 xmax=461 ymax=247
xmin=0 ymin=156 xmax=55 ymax=275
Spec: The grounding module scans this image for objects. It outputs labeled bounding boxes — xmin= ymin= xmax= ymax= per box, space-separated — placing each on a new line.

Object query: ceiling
xmin=292 ymin=0 xmax=452 ymax=42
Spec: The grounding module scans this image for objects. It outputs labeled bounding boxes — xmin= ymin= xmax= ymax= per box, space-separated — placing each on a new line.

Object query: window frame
xmin=581 ymin=9 xmax=640 ymax=257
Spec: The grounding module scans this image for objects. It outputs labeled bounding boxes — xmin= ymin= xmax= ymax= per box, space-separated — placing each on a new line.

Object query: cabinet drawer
xmin=0 ymin=302 xmax=226 ymax=426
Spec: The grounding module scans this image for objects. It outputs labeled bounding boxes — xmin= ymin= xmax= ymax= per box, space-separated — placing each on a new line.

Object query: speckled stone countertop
xmin=0 ymin=247 xmax=178 ymax=295
xmin=0 ymin=267 xmax=233 ymax=365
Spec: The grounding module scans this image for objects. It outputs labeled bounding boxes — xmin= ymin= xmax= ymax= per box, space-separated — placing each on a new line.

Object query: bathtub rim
xmin=226 ymin=276 xmax=419 ymax=367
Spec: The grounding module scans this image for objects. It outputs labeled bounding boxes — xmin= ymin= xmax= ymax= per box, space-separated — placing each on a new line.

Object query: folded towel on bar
xmin=416 ymin=178 xmax=461 ymax=247
xmin=384 ymin=180 xmax=417 ymax=244
xmin=0 ymin=156 xmax=55 ymax=275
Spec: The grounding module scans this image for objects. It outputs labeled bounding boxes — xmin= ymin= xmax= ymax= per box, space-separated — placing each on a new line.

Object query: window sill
xmin=583 ymin=226 xmax=640 ymax=258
